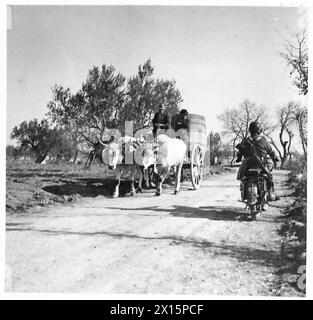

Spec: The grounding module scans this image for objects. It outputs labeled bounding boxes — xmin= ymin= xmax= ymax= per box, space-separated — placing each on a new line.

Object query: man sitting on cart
xmin=171 ymin=108 xmax=190 ymax=149
xmin=172 ymin=109 xmax=190 ymax=131
xmin=152 ymin=104 xmax=170 ymax=138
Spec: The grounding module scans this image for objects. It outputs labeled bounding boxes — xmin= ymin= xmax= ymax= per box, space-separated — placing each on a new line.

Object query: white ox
xmin=152 ymin=134 xmax=187 ymax=196
xmin=101 ymin=136 xmax=155 ymax=198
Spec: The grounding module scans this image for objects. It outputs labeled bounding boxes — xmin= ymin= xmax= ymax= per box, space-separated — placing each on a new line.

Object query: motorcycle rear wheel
xmin=247 ymin=181 xmax=258 ymax=205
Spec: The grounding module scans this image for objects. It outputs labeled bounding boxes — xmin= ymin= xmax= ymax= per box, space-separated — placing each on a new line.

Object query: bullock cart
xmin=151 ymin=113 xmax=207 ymax=190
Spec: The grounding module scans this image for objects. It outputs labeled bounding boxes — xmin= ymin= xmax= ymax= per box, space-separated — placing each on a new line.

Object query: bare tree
xmin=218 ymin=100 xmax=270 ymax=164
xmin=279 ymin=28 xmax=308 ymax=95
xmin=294 ymin=105 xmax=307 ymax=158
xmin=263 ymin=102 xmax=297 ymax=168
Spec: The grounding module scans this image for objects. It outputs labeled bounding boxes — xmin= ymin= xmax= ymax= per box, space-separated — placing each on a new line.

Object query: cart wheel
xmin=191 ymin=144 xmax=204 ymax=190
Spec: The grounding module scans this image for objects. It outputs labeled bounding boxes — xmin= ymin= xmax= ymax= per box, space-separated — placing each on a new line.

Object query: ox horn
xmin=97 ymin=138 xmax=109 ymax=146
xmin=153 ymin=145 xmax=159 ymax=153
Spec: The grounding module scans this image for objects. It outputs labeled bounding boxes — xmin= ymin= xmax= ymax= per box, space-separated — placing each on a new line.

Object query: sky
xmin=6 ymin=5 xmax=308 ymax=145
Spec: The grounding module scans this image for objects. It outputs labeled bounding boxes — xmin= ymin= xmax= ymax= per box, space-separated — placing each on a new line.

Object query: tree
xmin=152 ymin=78 xmax=183 ymax=116
xmin=293 ymin=105 xmax=307 ymax=158
xmin=285 ymin=150 xmax=306 ymax=172
xmin=47 ymin=64 xmax=126 ymax=148
xmin=263 ymin=102 xmax=297 ymax=168
xmin=80 ymin=64 xmax=126 ymax=135
xmin=46 ymin=85 xmax=82 ymax=160
xmin=11 ymin=119 xmax=53 ymax=163
xmin=10 ymin=119 xmax=74 ymax=163
xmin=219 ymin=143 xmax=233 ymax=165
xmin=48 ymin=128 xmax=77 ymax=162
xmin=119 ymin=60 xmax=155 ymax=132
xmin=209 ymin=132 xmax=222 ymax=165
xmin=263 ymin=102 xmax=307 ymax=168
xmin=48 ymin=60 xmax=183 ymax=146
xmin=6 ymin=145 xmax=17 ymax=161
xmin=119 ymin=59 xmax=182 ymax=132
xmin=278 ymin=27 xmax=308 ymax=169
xmin=279 ymin=28 xmax=308 ymax=95
xmin=218 ymin=100 xmax=269 ymax=164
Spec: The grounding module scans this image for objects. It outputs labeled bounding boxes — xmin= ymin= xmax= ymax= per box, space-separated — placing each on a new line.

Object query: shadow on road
xmin=200 ymin=184 xmax=239 ymax=189
xmin=106 ymin=205 xmax=244 ymax=221
xmin=41 ymin=178 xmax=183 ymax=199
xmin=42 ymin=179 xmax=139 ymax=198
xmin=6 ymin=222 xmax=31 ymax=227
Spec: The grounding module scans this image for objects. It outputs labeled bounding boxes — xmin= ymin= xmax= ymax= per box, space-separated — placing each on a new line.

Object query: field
xmin=6 ymin=160 xmax=229 ymax=214
xmin=6 ymin=161 xmax=120 ymax=213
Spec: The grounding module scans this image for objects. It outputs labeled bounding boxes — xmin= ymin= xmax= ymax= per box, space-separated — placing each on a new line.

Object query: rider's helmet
xmin=180 ymin=109 xmax=188 ymax=115
xmin=249 ymin=121 xmax=262 ymax=135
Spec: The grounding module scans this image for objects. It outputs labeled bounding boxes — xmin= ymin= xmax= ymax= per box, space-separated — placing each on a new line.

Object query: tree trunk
xmin=280 ymin=156 xmax=287 ymax=169
xmin=36 ymin=152 xmax=48 ymax=164
xmin=298 ymin=119 xmax=307 ymax=157
xmin=231 ymin=137 xmax=238 ymax=166
xmin=73 ymin=149 xmax=79 ymax=163
xmin=231 ymin=147 xmax=236 ymax=166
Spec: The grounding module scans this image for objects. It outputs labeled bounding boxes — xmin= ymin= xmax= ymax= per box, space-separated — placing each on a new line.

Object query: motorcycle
xmin=236 ymin=137 xmax=278 ymax=221
xmin=240 ymin=167 xmax=269 ymax=220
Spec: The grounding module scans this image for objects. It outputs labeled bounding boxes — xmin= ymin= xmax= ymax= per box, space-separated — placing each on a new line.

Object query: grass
xmin=276 ymin=170 xmax=307 ymax=296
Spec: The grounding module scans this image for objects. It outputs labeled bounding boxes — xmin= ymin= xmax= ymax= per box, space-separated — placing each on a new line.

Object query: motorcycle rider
xmin=236 ymin=121 xmax=279 ymax=209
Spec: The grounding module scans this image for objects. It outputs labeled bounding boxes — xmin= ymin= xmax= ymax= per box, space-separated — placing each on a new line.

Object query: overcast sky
xmin=7 ymin=5 xmax=307 ymax=144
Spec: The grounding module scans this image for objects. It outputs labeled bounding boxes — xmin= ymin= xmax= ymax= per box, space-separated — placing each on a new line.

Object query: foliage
xmin=209 ymin=132 xmax=221 ymax=164
xmin=48 ymin=128 xmax=78 ymax=161
xmin=279 ymin=28 xmax=308 ymax=95
xmin=10 ymin=119 xmax=74 ymax=163
xmin=47 ymin=59 xmax=183 ymax=144
xmin=46 ymin=85 xmax=82 ymax=151
xmin=6 ymin=145 xmax=16 ymax=160
xmin=284 ymin=151 xmax=306 ymax=174
xmin=47 ymin=64 xmax=126 ymax=147
xmin=277 ymin=165 xmax=307 ymax=295
xmin=293 ymin=105 xmax=307 ymax=157
xmin=276 ymin=26 xmax=308 ymax=168
xmin=208 ymin=132 xmax=234 ymax=165
xmin=11 ymin=119 xmax=51 ymax=163
xmin=218 ymin=144 xmax=233 ymax=164
xmin=118 ymin=59 xmax=182 ymax=133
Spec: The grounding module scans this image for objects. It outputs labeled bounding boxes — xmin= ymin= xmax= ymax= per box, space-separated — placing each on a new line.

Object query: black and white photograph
xmin=3 ymin=1 xmax=310 ymax=299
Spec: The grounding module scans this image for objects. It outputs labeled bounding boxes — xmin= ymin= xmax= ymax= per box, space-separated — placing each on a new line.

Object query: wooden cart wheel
xmin=191 ymin=144 xmax=204 ymax=190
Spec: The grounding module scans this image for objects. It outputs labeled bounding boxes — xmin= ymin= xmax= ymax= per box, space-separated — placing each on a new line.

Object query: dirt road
xmin=6 ymin=170 xmax=293 ymax=295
